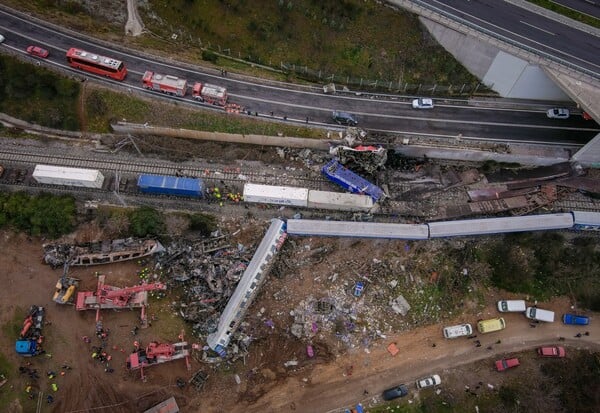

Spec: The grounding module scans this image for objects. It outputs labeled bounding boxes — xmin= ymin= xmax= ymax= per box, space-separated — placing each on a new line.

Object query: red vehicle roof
xmin=538 ymin=346 xmax=565 ymax=358
xmin=26 ymin=45 xmax=49 ymax=58
xmin=495 ymin=358 xmax=520 ymax=371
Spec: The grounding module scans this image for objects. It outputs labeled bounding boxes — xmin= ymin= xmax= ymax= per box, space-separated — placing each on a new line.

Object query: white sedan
xmin=412 ymin=98 xmax=434 ymax=109
xmin=416 ymin=374 xmax=441 ymax=389
xmin=0 ymin=34 xmax=5 ymax=43
xmin=546 ymin=108 xmax=570 ymax=119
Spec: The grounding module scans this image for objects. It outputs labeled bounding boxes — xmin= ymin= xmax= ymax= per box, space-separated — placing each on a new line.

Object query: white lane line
xmin=429 ymin=0 xmax=600 ymax=70
xmin=520 ymin=21 xmax=556 ymax=36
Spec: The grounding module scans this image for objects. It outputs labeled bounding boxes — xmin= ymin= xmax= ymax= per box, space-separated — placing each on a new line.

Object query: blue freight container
xmin=137 ymin=174 xmax=204 ymax=198
xmin=321 ymin=160 xmax=384 ymax=201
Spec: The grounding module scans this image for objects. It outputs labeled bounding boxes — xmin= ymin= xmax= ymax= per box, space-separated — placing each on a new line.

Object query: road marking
xmin=520 ymin=21 xmax=556 ymax=36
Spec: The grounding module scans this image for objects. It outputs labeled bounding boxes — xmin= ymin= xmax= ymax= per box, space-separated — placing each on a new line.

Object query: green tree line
xmin=0 ymin=192 xmax=76 ymax=237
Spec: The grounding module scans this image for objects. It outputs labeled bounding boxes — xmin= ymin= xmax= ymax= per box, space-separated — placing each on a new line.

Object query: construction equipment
xmin=53 ymin=262 xmax=80 ymax=304
xmin=126 ymin=331 xmax=197 ymax=380
xmin=75 ymin=275 xmax=166 ymax=326
xmin=16 ymin=306 xmax=44 ymax=356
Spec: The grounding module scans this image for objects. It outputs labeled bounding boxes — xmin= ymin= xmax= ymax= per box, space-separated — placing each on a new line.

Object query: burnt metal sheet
xmin=467 ymin=186 xmax=541 ymax=201
xmin=485 ymin=162 xmax=572 ymax=184
xmin=555 ymin=177 xmax=600 ymax=194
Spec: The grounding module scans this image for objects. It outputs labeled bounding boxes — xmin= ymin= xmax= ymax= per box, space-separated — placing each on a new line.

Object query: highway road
xmin=552 ymin=0 xmax=600 ymax=19
xmin=415 ymin=0 xmax=600 ymax=77
xmin=0 ymin=6 xmax=598 ymax=147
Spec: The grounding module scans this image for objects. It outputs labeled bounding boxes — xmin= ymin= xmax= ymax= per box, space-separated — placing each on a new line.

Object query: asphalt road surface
xmin=415 ymin=0 xmax=600 ymax=76
xmin=0 ymin=6 xmax=598 ymax=146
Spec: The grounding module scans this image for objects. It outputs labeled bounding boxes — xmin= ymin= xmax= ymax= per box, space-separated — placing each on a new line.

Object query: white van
xmin=497 ymin=300 xmax=526 ymax=313
xmin=443 ymin=323 xmax=473 ymax=339
xmin=525 ymin=307 xmax=555 ymax=322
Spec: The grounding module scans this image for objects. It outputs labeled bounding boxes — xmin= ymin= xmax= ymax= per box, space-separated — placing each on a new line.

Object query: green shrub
xmin=189 ymin=212 xmax=217 ymax=235
xmin=129 ymin=206 xmax=165 ymax=237
xmin=201 ymin=50 xmax=218 ymax=63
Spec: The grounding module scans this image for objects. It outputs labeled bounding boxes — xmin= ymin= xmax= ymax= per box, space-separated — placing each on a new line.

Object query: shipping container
xmin=33 ymin=165 xmax=104 ymax=188
xmin=307 ymin=190 xmax=373 ymax=212
xmin=137 ymin=174 xmax=203 ymax=197
xmin=243 ymin=183 xmax=308 ymax=207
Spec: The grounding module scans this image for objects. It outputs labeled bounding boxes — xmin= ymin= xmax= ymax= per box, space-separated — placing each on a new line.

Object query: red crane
xmin=76 ymin=275 xmax=166 ymax=325
xmin=126 ymin=331 xmax=199 ymax=380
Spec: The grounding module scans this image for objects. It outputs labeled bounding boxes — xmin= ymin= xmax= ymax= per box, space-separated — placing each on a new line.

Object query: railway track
xmin=0 ymin=146 xmax=332 ymax=190
xmin=1 ymin=145 xmax=599 ymax=218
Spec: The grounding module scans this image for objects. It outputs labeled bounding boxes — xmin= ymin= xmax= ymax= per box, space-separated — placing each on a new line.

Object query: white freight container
xmin=307 ymin=190 xmax=373 ymax=212
xmin=243 ymin=183 xmax=308 ymax=207
xmin=33 ymin=165 xmax=104 ymax=189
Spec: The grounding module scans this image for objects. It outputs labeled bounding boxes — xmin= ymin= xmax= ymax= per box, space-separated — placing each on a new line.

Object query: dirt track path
xmin=237 ymin=298 xmax=599 ymax=413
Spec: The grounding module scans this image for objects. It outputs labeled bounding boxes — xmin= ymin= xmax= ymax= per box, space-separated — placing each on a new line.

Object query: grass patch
xmin=0 ymin=351 xmax=17 ymax=410
xmin=2 ymin=307 xmax=25 ymax=342
xmin=0 ymin=55 xmax=80 ymax=130
xmin=482 ymin=232 xmax=600 ymax=306
xmin=526 ymin=0 xmax=600 ymax=29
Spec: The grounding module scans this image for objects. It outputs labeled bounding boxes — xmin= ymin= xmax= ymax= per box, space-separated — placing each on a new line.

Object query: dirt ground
xmin=0 ymin=230 xmax=194 ymax=413
xmin=1 ymin=227 xmax=599 ymax=413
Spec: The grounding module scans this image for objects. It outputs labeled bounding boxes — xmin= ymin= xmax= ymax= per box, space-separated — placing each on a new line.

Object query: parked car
xmin=538 ymin=346 xmax=565 ymax=358
xmin=562 ymin=313 xmax=589 ymax=325
xmin=546 ymin=108 xmax=570 ymax=119
xmin=525 ymin=307 xmax=555 ymax=322
xmin=352 ymin=281 xmax=364 ymax=297
xmin=332 ymin=111 xmax=358 ymax=126
xmin=382 ymin=383 xmax=409 ymax=400
xmin=495 ymin=358 xmax=520 ymax=372
xmin=582 ymin=111 xmax=592 ymax=120
xmin=416 ymin=374 xmax=441 ymax=389
xmin=0 ymin=34 xmax=5 ymax=43
xmin=443 ymin=323 xmax=472 ymax=339
xmin=412 ymin=98 xmax=434 ymax=109
xmin=497 ymin=300 xmax=526 ymax=313
xmin=26 ymin=45 xmax=49 ymax=58
xmin=477 ymin=317 xmax=506 ymax=334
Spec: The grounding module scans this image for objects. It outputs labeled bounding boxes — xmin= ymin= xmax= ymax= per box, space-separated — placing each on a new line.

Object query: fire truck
xmin=192 ymin=82 xmax=228 ymax=106
xmin=16 ymin=306 xmax=45 ymax=356
xmin=142 ymin=71 xmax=188 ymax=97
xmin=76 ymin=275 xmax=166 ymax=326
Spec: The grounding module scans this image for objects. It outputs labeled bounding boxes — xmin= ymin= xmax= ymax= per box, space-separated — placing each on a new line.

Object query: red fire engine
xmin=142 ymin=71 xmax=188 ymax=97
xmin=192 ymin=82 xmax=228 ymax=106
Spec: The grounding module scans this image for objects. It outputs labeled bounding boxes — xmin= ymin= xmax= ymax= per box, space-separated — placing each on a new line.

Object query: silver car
xmin=412 ymin=98 xmax=434 ymax=109
xmin=546 ymin=108 xmax=569 ymax=119
xmin=416 ymin=374 xmax=441 ymax=389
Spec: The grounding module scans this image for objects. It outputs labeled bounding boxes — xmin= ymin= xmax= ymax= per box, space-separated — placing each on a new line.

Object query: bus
xmin=65 ymin=48 xmax=127 ymax=80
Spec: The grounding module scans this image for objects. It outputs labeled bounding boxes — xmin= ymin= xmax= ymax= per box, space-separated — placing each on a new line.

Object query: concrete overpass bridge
xmin=388 ymin=0 xmax=600 ymax=166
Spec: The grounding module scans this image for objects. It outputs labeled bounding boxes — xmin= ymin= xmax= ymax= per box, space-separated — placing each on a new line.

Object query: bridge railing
xmin=404 ymin=0 xmax=599 ymax=82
